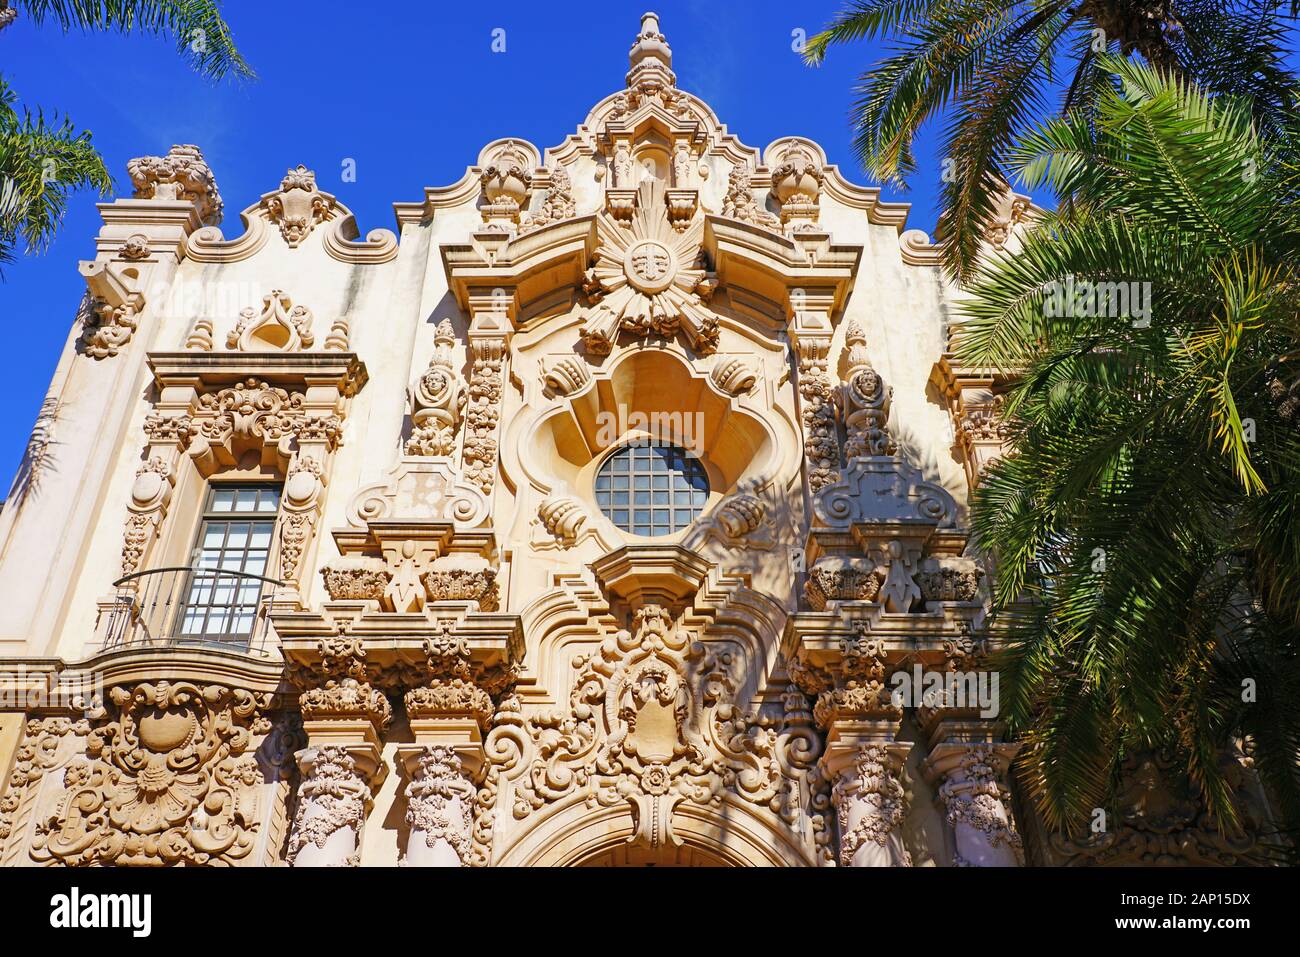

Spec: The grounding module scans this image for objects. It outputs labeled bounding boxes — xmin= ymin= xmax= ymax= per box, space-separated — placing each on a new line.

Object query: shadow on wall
xmin=6 ymin=393 xmax=61 ymax=514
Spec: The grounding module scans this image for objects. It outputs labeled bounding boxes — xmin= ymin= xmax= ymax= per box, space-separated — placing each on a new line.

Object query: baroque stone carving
xmin=320 ymin=558 xmax=390 ymax=602
xmin=813 ymin=458 xmax=959 ymax=529
xmin=934 ymin=746 xmax=1023 ymax=867
xmin=226 ymin=289 xmax=316 ymax=352
xmin=407 ymin=319 xmax=464 ymax=456
xmin=263 ymin=165 xmax=337 ymax=247
xmin=31 ymin=681 xmax=272 ymax=867
xmin=537 ymin=492 xmax=588 ymax=546
xmin=404 ymin=745 xmax=475 ymax=865
xmin=520 ymin=164 xmax=575 ymax=233
xmin=0 ymin=717 xmax=89 ymax=851
xmin=769 ymin=141 xmax=824 ymax=232
xmin=804 ymin=558 xmax=884 ymax=610
xmin=579 ymin=178 xmax=719 ymax=356
xmin=915 ymin=556 xmax=983 ymax=603
xmin=479 ymin=141 xmax=534 ymax=230
xmin=127 ymin=143 xmax=223 ymax=225
xmin=721 ymin=163 xmax=779 ymax=229
xmin=286 ymin=746 xmax=371 ymax=866
xmin=79 ymin=261 xmax=144 ymax=359
xmin=542 ymin=356 xmax=591 ymax=396
xmin=710 ymin=356 xmax=758 ymax=396
xmin=794 ymin=337 xmax=840 ymax=492
xmin=462 ymin=335 xmax=505 ymax=494
xmin=492 ymin=605 xmax=821 ymax=852
xmin=1048 ymin=749 xmax=1266 ymax=866
xmin=832 ymin=745 xmax=912 ymax=867
xmin=841 ymin=320 xmax=895 ymax=458
xmin=421 ymin=568 xmax=500 ymax=612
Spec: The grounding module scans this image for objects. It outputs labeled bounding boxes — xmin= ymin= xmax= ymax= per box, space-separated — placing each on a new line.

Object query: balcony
xmin=101 ymin=565 xmax=284 ymax=653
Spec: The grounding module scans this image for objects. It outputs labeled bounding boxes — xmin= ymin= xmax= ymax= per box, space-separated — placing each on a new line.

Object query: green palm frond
xmin=13 ymin=0 xmax=253 ymax=80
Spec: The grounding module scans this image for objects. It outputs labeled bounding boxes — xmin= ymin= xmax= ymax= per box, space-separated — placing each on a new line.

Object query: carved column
xmin=920 ymin=704 xmax=1023 ymax=867
xmin=398 ymin=626 xmax=505 ymax=867
xmin=286 ymin=638 xmax=390 ymax=867
xmin=401 ymin=745 xmax=477 ymax=867
xmin=795 ymin=633 xmax=913 ymax=866
xmin=825 ymin=738 xmax=912 ymax=867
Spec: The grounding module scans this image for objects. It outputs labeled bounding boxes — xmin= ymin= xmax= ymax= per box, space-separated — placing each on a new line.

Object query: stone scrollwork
xmin=227 ymin=289 xmax=315 ymax=353
xmin=406 ymin=319 xmax=465 ymax=456
xmin=709 ymin=355 xmax=759 ymax=396
xmin=263 ymin=165 xmax=337 ymax=247
xmin=541 ymin=356 xmax=591 ymax=396
xmin=492 ymin=605 xmax=821 ymax=853
xmin=31 ymin=681 xmax=273 ymax=867
xmin=768 ymin=141 xmax=824 ymax=233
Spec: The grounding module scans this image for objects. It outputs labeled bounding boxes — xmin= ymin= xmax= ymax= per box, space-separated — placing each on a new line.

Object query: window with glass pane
xmin=178 ymin=484 xmax=280 ymax=642
xmin=594 ymin=443 xmax=708 ymax=536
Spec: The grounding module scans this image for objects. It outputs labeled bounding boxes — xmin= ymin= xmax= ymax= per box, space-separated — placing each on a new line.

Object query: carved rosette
xmin=406 ymin=319 xmax=465 ymax=456
xmin=841 ymin=321 xmax=896 ymax=458
xmin=579 ymin=178 xmax=719 ymax=356
xmin=403 ymin=746 xmax=476 ymax=866
xmin=462 ymin=334 xmax=506 ymax=495
xmin=30 ymin=681 xmax=273 ymax=867
xmin=832 ymin=744 xmax=912 ymax=867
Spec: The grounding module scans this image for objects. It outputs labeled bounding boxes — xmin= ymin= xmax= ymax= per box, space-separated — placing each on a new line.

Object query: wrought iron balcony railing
xmin=101 ymin=565 xmax=283 ymax=654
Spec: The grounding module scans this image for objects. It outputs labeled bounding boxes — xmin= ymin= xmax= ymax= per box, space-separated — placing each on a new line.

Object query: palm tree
xmin=956 ymin=56 xmax=1300 ymax=850
xmin=0 ymin=0 xmax=250 ymax=264
xmin=803 ymin=0 xmax=1298 ymax=282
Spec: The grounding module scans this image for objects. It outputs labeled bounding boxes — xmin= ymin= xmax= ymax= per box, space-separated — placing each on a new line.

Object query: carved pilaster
xmin=790 ymin=329 xmax=841 ymax=492
xmin=462 ymin=305 xmax=510 ymax=497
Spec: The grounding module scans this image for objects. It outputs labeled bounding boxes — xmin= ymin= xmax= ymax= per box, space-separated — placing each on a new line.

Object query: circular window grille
xmin=594 ymin=443 xmax=709 ymax=536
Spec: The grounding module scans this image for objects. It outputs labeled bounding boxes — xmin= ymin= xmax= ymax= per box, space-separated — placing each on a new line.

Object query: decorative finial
xmin=627 ymin=11 xmax=674 ymax=88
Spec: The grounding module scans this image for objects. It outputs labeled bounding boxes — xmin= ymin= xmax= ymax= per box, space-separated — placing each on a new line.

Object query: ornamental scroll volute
xmin=484 ymin=601 xmax=827 ymax=861
xmin=30 ymin=681 xmax=286 ymax=867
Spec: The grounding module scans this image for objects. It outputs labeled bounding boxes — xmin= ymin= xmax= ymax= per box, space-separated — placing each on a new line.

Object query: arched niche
xmin=524 ymin=347 xmax=777 ymax=504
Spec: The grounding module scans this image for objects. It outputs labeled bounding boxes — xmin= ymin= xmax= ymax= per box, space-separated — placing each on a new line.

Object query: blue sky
xmin=0 ymin=0 xmax=947 ymax=489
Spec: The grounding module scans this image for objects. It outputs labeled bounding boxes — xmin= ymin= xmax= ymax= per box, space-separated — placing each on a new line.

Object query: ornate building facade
xmin=0 ymin=14 xmax=1271 ymax=867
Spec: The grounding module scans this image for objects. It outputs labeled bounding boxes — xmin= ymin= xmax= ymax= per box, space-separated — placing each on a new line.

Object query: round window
xmin=594 ymin=443 xmax=709 ymax=536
